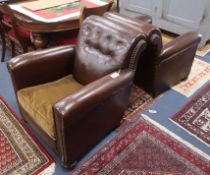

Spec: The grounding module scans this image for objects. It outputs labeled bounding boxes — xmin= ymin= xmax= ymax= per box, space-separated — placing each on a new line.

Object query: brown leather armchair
xmin=104 ymin=12 xmax=202 ymax=97
xmin=7 ymin=16 xmax=146 ymax=167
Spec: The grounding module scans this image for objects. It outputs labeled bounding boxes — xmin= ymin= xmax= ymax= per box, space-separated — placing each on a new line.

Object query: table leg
xmin=0 ymin=23 xmax=6 ymax=62
xmin=31 ymin=33 xmax=49 ymax=49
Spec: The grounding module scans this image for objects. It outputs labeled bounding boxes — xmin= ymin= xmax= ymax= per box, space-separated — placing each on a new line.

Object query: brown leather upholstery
xmin=104 ymin=12 xmax=202 ymax=97
xmin=74 ymin=16 xmax=146 ymax=84
xmin=104 ymin=12 xmax=162 ymax=57
xmin=7 ymin=16 xmax=146 ymax=167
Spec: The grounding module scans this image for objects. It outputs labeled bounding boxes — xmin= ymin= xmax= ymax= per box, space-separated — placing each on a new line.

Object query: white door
xmin=123 ymin=0 xmax=156 ymax=16
xmin=162 ymin=0 xmax=206 ymax=28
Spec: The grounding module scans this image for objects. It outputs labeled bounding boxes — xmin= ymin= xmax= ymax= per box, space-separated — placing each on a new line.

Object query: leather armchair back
xmin=103 ymin=12 xmax=201 ymax=96
xmin=104 ymin=12 xmax=162 ymax=57
xmin=73 ymin=15 xmax=146 ymax=84
xmin=103 ymin=13 xmax=162 ymax=91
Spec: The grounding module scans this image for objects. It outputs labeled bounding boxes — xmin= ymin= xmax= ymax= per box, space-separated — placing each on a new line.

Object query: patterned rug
xmin=121 ymin=85 xmax=156 ymax=124
xmin=0 ymin=97 xmax=55 ymax=175
xmin=172 ymin=58 xmax=210 ymax=97
xmin=71 ymin=116 xmax=210 ymax=174
xmin=171 ymin=82 xmax=210 ymax=147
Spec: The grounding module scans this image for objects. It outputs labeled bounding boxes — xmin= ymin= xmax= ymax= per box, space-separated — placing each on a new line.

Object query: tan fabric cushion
xmin=17 ymin=75 xmax=83 ymax=138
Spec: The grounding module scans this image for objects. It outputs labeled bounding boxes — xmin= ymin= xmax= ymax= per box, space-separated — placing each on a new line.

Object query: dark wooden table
xmin=14 ymin=11 xmax=80 ymax=49
xmin=10 ymin=0 xmax=113 ymax=49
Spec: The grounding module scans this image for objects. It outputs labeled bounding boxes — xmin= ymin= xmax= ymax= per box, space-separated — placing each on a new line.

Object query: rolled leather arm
xmin=54 ymin=69 xmax=134 ymax=126
xmin=7 ymin=45 xmax=75 ymax=91
xmin=158 ymin=32 xmax=202 ymax=63
xmin=53 ymin=69 xmax=133 ymax=165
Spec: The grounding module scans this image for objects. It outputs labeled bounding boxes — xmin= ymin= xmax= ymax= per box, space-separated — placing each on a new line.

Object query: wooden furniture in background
xmin=0 ymin=15 xmax=7 ymax=61
xmin=79 ymin=1 xmax=113 ymax=25
xmin=0 ymin=3 xmax=34 ymax=61
xmin=52 ymin=1 xmax=113 ymax=46
xmin=9 ymin=0 xmax=113 ymax=49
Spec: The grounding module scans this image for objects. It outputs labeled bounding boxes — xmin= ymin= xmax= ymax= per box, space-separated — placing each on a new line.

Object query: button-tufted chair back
xmin=103 ymin=12 xmax=163 ymax=57
xmin=103 ymin=12 xmax=163 ymax=90
xmin=73 ymin=15 xmax=146 ymax=85
xmin=103 ymin=12 xmax=202 ymax=97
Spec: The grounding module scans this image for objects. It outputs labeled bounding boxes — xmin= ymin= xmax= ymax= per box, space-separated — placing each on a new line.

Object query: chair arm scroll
xmin=53 ymin=70 xmax=134 ymax=166
xmin=7 ymin=45 xmax=76 ymax=91
xmin=158 ymin=32 xmax=202 ymax=64
xmin=54 ymin=69 xmax=134 ymax=126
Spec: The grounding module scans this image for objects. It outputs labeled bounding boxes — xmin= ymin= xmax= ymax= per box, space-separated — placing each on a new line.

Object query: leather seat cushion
xmin=17 ymin=75 xmax=83 ymax=138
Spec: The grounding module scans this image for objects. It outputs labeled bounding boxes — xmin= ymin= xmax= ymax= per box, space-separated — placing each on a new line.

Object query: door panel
xmin=162 ymin=0 xmax=206 ymax=27
xmin=124 ymin=0 xmax=155 ymax=16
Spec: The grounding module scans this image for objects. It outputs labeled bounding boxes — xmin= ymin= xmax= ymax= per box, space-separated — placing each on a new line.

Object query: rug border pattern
xmin=71 ymin=115 xmax=210 ymax=174
xmin=170 ymin=82 xmax=210 ymax=147
xmin=0 ymin=96 xmax=55 ymax=175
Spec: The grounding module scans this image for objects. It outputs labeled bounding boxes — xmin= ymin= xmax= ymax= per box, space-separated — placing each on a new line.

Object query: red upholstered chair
xmin=8 ymin=16 xmax=146 ymax=167
xmin=104 ymin=12 xmax=202 ymax=97
xmin=52 ymin=1 xmax=113 ymax=46
xmin=0 ymin=3 xmax=34 ymax=61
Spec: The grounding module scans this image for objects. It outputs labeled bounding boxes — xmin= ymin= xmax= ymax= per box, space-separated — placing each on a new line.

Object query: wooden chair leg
xmin=0 ymin=21 xmax=6 ymax=62
xmin=22 ymin=46 xmax=28 ymax=54
xmin=0 ymin=25 xmax=6 ymax=62
xmin=10 ymin=40 xmax=15 ymax=57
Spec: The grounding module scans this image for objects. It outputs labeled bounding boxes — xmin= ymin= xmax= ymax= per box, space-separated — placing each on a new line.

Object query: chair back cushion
xmin=104 ymin=12 xmax=162 ymax=57
xmin=73 ymin=15 xmax=146 ymax=85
